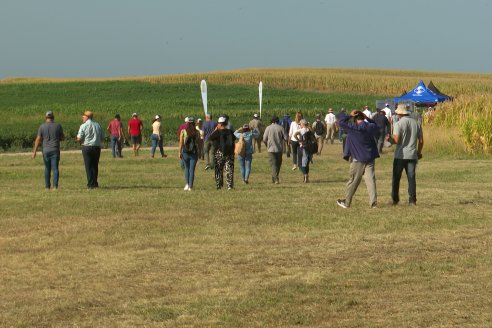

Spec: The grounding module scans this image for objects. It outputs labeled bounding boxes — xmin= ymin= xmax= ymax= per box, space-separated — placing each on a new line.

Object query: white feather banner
xmin=200 ymin=80 xmax=208 ymax=116
xmin=259 ymin=81 xmax=263 ymax=118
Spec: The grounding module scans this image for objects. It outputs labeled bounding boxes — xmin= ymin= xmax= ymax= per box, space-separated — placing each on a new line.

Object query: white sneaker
xmin=292 ymin=165 xmax=297 ymax=171
xmin=184 ymin=184 xmax=189 ymax=190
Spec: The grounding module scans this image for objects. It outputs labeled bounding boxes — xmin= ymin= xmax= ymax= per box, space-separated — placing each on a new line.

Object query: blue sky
xmin=1 ymin=0 xmax=491 ymax=78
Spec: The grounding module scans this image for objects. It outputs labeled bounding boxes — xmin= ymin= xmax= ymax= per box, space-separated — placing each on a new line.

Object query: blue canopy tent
xmin=394 ymin=80 xmax=450 ymax=107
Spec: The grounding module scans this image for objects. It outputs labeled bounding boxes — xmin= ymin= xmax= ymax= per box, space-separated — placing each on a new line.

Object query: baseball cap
xmin=45 ymin=111 xmax=54 ymax=118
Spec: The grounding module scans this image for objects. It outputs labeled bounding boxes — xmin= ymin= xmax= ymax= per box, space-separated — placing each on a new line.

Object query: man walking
xmin=312 ymin=114 xmax=326 ymax=155
xmin=249 ymin=113 xmax=264 ymax=153
xmin=389 ymin=104 xmax=424 ymax=205
xmin=279 ymin=114 xmax=292 ymax=157
xmin=372 ymin=108 xmax=390 ymax=155
xmin=202 ymin=113 xmax=217 ymax=170
xmin=324 ymin=108 xmax=337 ymax=144
xmin=107 ymin=113 xmax=124 ymax=158
xmin=128 ymin=113 xmax=143 ymax=156
xmin=32 ymin=111 xmax=64 ymax=190
xmin=77 ymin=111 xmax=104 ymax=189
xmin=336 ymin=110 xmax=379 ymax=209
xmin=263 ymin=116 xmax=286 ymax=184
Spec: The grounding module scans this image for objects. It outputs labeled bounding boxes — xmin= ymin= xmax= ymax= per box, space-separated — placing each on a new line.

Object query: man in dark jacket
xmin=336 ymin=110 xmax=380 ymax=209
xmin=372 ymin=108 xmax=391 ymax=154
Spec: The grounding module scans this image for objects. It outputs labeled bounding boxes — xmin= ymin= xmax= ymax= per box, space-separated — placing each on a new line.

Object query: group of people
xmin=106 ymin=112 xmax=168 ymax=159
xmin=335 ymin=103 xmax=423 ymax=208
xmin=32 ymin=104 xmax=424 ymax=208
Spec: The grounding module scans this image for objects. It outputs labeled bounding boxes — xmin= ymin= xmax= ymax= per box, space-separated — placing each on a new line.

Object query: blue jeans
xmin=237 ymin=153 xmax=252 ymax=181
xmin=182 ymin=151 xmax=198 ymax=188
xmin=43 ymin=150 xmax=60 ymax=188
xmin=151 ymin=134 xmax=164 ymax=157
xmin=110 ymin=136 xmax=122 ymax=158
xmin=297 ymin=147 xmax=311 ymax=175
xmin=392 ymin=158 xmax=417 ymax=204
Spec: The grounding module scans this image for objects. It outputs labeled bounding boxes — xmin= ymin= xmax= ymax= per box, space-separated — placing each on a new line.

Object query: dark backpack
xmin=302 ymin=130 xmax=318 ymax=154
xmin=220 ymin=131 xmax=235 ymax=155
xmin=315 ymin=121 xmax=324 ymax=135
xmin=184 ymin=134 xmax=197 ymax=153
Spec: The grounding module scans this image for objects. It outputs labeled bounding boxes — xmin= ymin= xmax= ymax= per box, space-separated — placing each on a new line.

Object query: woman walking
xmin=288 ymin=111 xmax=303 ymax=170
xmin=209 ymin=117 xmax=236 ymax=190
xmin=151 ymin=115 xmax=167 ymax=158
xmin=294 ymin=119 xmax=315 ymax=183
xmin=179 ymin=117 xmax=198 ymax=191
xmin=234 ymin=124 xmax=259 ymax=184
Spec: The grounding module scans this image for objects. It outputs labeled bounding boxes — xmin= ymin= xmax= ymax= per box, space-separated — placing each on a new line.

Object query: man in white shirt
xmin=382 ymin=103 xmax=392 ymax=121
xmin=324 ymin=108 xmax=337 ymax=144
xmin=362 ymin=106 xmax=372 ymax=119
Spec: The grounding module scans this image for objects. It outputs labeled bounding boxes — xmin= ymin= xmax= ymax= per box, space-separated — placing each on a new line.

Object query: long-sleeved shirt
xmin=77 ymin=119 xmax=104 ymax=147
xmin=338 ymin=114 xmax=379 ymax=162
xmin=263 ymin=123 xmax=286 ymax=153
xmin=234 ymin=129 xmax=259 ymax=156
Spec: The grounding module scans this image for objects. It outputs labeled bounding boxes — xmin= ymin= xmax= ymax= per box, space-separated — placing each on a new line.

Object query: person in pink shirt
xmin=107 ymin=113 xmax=124 ymax=158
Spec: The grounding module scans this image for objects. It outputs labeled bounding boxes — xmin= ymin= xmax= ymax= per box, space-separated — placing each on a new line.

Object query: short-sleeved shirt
xmin=128 ymin=118 xmax=143 ymax=136
xmin=108 ymin=119 xmax=122 ymax=137
xmin=37 ymin=121 xmax=64 ymax=153
xmin=393 ymin=116 xmax=422 ymax=160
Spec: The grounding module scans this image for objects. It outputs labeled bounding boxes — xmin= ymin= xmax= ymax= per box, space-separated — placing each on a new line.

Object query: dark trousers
xmin=290 ymin=141 xmax=299 ymax=165
xmin=82 ymin=146 xmax=101 ymax=188
xmin=204 ymin=139 xmax=216 ymax=168
xmin=391 ymin=158 xmax=417 ymax=204
xmin=377 ymin=133 xmax=385 ymax=154
xmin=268 ymin=152 xmax=283 ymax=181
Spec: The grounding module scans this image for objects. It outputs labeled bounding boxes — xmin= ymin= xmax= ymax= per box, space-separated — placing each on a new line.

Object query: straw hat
xmin=395 ymin=104 xmax=410 ymax=115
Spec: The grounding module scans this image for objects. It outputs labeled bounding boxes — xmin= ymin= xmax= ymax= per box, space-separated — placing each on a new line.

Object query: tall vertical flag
xmin=200 ymin=80 xmax=208 ymax=116
xmin=259 ymin=81 xmax=263 ymax=118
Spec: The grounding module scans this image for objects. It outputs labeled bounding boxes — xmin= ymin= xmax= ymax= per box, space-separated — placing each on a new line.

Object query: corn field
xmin=3 ymin=68 xmax=492 ymax=154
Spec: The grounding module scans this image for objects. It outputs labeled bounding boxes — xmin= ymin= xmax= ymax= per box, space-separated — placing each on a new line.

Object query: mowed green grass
xmin=0 ymin=81 xmax=380 ymax=151
xmin=1 ymin=141 xmax=491 ymax=327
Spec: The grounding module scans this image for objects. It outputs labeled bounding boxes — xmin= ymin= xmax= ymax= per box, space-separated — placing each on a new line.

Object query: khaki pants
xmin=326 ymin=123 xmax=336 ymax=143
xmin=345 ymin=160 xmax=377 ymax=207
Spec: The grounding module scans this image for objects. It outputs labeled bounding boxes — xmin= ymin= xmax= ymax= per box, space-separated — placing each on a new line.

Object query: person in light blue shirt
xmin=234 ymin=124 xmax=259 ymax=184
xmin=77 ymin=110 xmax=104 ymax=189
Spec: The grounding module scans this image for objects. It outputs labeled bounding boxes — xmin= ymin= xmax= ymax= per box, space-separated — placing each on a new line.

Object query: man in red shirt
xmin=128 ymin=113 xmax=143 ymax=156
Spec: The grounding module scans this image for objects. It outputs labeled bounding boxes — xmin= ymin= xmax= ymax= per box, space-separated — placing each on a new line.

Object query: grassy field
xmin=1 ymin=68 xmax=491 ymax=326
xmin=1 ymin=135 xmax=491 ymax=327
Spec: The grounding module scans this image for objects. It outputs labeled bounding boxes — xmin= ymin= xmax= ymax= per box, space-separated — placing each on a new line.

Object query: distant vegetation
xmin=1 ymin=68 xmax=492 ymax=153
